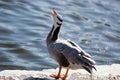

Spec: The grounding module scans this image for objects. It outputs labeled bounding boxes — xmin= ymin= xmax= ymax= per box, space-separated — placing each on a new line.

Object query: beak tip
xmin=51 ymin=9 xmax=57 ymax=15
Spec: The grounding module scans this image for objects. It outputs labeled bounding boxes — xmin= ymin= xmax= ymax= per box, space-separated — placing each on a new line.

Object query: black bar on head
xmin=57 ymin=22 xmax=61 ymax=26
xmin=57 ymin=16 xmax=63 ymax=22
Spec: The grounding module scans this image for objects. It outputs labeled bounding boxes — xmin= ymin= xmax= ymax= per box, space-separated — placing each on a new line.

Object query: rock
xmin=0 ymin=64 xmax=120 ymax=80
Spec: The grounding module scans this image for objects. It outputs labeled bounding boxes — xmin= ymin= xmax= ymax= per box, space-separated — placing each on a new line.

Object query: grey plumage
xmin=47 ymin=39 xmax=96 ymax=73
xmin=46 ymin=10 xmax=96 ymax=79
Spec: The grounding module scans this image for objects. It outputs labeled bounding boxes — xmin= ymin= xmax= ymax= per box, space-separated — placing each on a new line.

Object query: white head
xmin=51 ymin=9 xmax=63 ymax=27
xmin=46 ymin=10 xmax=63 ymax=44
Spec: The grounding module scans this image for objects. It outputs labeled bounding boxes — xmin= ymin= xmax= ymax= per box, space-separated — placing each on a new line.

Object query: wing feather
xmin=54 ymin=39 xmax=96 ymax=73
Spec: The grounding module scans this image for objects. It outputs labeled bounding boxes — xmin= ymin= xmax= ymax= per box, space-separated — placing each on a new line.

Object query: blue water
xmin=0 ymin=0 xmax=120 ymax=70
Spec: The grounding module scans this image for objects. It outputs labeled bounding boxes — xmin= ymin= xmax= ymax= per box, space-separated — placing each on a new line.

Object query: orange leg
xmin=61 ymin=67 xmax=69 ymax=80
xmin=50 ymin=66 xmax=62 ymax=79
xmin=50 ymin=66 xmax=69 ymax=80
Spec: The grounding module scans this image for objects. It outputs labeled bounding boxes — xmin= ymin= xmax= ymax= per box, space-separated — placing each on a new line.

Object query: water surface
xmin=0 ymin=0 xmax=120 ymax=70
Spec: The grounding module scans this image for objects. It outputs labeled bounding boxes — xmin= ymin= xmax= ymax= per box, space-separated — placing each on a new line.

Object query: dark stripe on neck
xmin=57 ymin=16 xmax=63 ymax=22
xmin=57 ymin=22 xmax=61 ymax=25
xmin=52 ymin=26 xmax=60 ymax=41
xmin=47 ymin=25 xmax=54 ymax=43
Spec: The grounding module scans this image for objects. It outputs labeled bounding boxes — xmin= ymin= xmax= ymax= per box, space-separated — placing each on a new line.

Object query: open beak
xmin=51 ymin=9 xmax=57 ymax=15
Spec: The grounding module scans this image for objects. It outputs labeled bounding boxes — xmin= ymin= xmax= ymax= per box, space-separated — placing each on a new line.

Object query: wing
xmin=54 ymin=39 xmax=96 ymax=73
xmin=67 ymin=39 xmax=92 ymax=58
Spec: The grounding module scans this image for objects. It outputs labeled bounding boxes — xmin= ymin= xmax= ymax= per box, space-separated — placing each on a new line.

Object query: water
xmin=0 ymin=0 xmax=120 ymax=70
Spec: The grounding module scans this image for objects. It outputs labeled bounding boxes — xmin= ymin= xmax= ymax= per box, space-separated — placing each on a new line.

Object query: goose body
xmin=46 ymin=10 xmax=96 ymax=80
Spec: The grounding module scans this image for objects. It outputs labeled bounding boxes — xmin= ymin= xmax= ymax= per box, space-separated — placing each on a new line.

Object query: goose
xmin=46 ymin=9 xmax=96 ymax=80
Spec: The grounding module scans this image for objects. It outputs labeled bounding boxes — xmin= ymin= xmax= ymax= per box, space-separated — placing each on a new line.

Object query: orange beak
xmin=51 ymin=9 xmax=57 ymax=15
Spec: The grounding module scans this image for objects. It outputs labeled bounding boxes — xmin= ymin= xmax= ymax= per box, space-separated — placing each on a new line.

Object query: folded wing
xmin=54 ymin=39 xmax=96 ymax=73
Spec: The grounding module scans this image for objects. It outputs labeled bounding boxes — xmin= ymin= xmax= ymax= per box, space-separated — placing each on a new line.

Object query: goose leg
xmin=61 ymin=67 xmax=69 ymax=80
xmin=50 ymin=66 xmax=62 ymax=79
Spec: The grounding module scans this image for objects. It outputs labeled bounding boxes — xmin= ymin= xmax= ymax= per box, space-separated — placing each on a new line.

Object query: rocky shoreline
xmin=0 ymin=64 xmax=120 ymax=80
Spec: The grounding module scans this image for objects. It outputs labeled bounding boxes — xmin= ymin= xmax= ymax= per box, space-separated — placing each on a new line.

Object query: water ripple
xmin=0 ymin=0 xmax=120 ymax=70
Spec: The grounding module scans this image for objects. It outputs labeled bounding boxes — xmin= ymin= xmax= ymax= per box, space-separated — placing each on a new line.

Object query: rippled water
xmin=0 ymin=0 xmax=120 ymax=70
